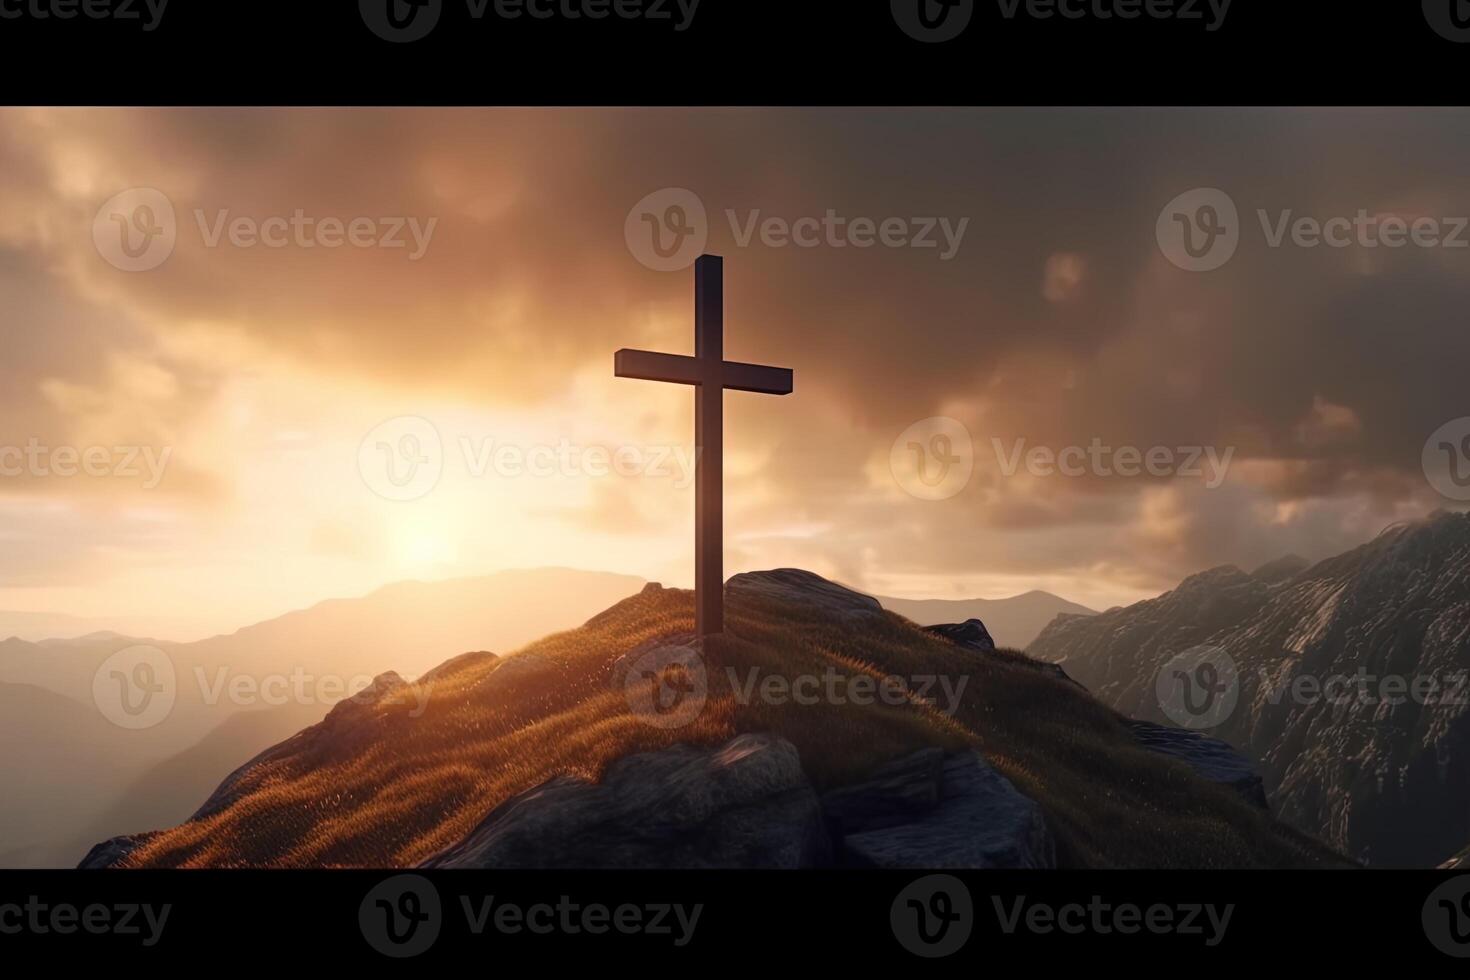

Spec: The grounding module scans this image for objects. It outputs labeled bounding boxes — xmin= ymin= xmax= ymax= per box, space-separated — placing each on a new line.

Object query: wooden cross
xmin=615 ymin=255 xmax=794 ymax=636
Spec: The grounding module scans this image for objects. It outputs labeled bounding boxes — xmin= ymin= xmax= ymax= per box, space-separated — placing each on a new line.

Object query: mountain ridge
xmin=1028 ymin=510 xmax=1470 ymax=867
xmin=82 ymin=568 xmax=1346 ymax=871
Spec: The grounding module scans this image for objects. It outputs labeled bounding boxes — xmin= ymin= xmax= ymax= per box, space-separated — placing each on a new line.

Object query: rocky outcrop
xmin=1029 ymin=512 xmax=1470 ymax=866
xmin=823 ymin=748 xmax=1055 ymax=869
xmin=77 ymin=832 xmax=159 ymax=870
xmin=1127 ymin=721 xmax=1269 ymax=810
xmin=422 ymin=734 xmax=827 ymax=869
xmin=1440 ymin=844 xmax=1470 ymax=870
xmin=924 ymin=619 xmax=996 ymax=652
xmin=422 ymin=735 xmax=1056 ymax=871
xmin=926 ymin=617 xmax=1084 ymax=689
xmin=726 ymin=569 xmax=884 ymax=621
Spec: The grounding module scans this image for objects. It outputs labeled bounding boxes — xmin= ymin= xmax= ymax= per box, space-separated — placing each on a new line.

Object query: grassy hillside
xmin=119 ymin=583 xmax=1347 ymax=869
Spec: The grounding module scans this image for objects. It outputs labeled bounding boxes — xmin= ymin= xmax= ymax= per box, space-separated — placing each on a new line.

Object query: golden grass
xmin=120 ymin=585 xmax=1350 ymax=869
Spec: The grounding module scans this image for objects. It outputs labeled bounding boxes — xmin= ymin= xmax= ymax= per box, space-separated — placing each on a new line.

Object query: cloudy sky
xmin=0 ymin=107 xmax=1465 ymax=638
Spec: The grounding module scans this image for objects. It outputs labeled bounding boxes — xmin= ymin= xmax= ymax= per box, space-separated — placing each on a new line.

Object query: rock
xmin=833 ymin=750 xmax=1055 ymax=869
xmin=77 ymin=832 xmax=159 ymax=870
xmin=1127 ymin=720 xmax=1269 ymax=810
xmin=1439 ymin=845 xmax=1470 ymax=870
xmin=925 ymin=619 xmax=996 ymax=652
xmin=726 ymin=569 xmax=884 ymax=621
xmin=926 ymin=619 xmax=1085 ymax=689
xmin=821 ymin=748 xmax=945 ymax=837
xmin=421 ymin=733 xmax=827 ymax=869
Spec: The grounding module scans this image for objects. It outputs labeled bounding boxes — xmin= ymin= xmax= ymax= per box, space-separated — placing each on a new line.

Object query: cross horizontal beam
xmin=615 ymin=348 xmax=794 ymax=396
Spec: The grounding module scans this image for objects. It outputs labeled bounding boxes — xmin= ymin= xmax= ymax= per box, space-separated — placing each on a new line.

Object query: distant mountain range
xmin=1029 ymin=511 xmax=1470 ymax=868
xmin=0 ymin=567 xmax=646 ymax=867
xmin=875 ymin=591 xmax=1096 ymax=650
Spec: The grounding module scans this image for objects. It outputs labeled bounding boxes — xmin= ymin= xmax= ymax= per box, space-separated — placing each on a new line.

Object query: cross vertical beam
xmin=694 ymin=255 xmax=723 ymax=636
xmin=614 ymin=255 xmax=793 ymax=639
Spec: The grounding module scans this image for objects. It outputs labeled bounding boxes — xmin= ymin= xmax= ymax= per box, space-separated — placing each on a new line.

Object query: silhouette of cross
xmin=615 ymin=255 xmax=794 ymax=636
